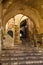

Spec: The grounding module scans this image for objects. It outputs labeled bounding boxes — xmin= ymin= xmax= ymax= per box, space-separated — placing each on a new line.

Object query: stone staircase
xmin=1 ymin=45 xmax=43 ymax=65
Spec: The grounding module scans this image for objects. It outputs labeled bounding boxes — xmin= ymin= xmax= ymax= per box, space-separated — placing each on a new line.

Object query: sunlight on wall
xmin=6 ymin=14 xmax=28 ymax=32
xmin=6 ymin=18 xmax=14 ymax=32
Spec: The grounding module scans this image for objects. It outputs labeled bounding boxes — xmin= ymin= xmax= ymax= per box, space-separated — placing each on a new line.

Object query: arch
xmin=4 ymin=13 xmax=38 ymax=46
xmin=3 ymin=5 xmax=41 ymax=34
xmin=6 ymin=18 xmax=15 ymax=32
xmin=5 ymin=13 xmax=37 ymax=39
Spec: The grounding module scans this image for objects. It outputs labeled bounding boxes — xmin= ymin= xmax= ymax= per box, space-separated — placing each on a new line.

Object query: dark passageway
xmin=20 ymin=20 xmax=29 ymax=43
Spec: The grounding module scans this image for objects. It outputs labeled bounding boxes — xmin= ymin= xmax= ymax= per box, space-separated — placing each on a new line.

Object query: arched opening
xmin=20 ymin=19 xmax=29 ymax=43
xmin=3 ymin=13 xmax=37 ymax=49
xmin=7 ymin=30 xmax=13 ymax=38
xmin=13 ymin=14 xmax=37 ymax=46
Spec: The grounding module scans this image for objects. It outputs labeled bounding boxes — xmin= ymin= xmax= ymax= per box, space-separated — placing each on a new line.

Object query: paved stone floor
xmin=0 ymin=45 xmax=43 ymax=65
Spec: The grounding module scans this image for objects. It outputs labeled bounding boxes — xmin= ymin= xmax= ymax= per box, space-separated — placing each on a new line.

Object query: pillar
xmin=15 ymin=22 xmax=20 ymax=44
xmin=14 ymin=14 xmax=23 ymax=44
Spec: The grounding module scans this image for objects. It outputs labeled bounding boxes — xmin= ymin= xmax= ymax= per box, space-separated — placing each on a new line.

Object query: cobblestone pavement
xmin=0 ymin=45 xmax=43 ymax=65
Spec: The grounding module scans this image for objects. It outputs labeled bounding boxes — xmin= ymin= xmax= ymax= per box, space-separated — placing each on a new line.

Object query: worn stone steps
xmin=1 ymin=45 xmax=43 ymax=65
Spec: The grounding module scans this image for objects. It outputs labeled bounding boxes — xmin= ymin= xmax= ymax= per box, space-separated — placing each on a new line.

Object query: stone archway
xmin=3 ymin=6 xmax=41 ymax=35
xmin=3 ymin=3 xmax=42 ymax=48
xmin=20 ymin=17 xmax=37 ymax=47
xmin=4 ymin=14 xmax=37 ymax=47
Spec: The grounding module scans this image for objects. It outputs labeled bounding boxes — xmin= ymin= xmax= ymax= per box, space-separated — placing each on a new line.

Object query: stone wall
xmin=3 ymin=2 xmax=43 ymax=34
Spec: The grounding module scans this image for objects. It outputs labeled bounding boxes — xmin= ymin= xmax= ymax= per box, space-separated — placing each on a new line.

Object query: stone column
xmin=14 ymin=14 xmax=23 ymax=45
xmin=15 ymin=22 xmax=20 ymax=44
xmin=0 ymin=0 xmax=2 ymax=52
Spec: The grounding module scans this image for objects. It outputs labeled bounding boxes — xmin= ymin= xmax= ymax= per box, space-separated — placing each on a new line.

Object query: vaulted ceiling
xmin=2 ymin=0 xmax=43 ymax=19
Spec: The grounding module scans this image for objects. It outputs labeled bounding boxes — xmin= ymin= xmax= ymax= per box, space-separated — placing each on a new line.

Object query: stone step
xmin=1 ymin=45 xmax=43 ymax=65
xmin=1 ymin=51 xmax=43 ymax=64
xmin=1 ymin=57 xmax=43 ymax=62
xmin=2 ymin=49 xmax=42 ymax=53
xmin=1 ymin=60 xmax=43 ymax=64
xmin=2 ymin=62 xmax=43 ymax=65
xmin=1 ymin=52 xmax=43 ymax=56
